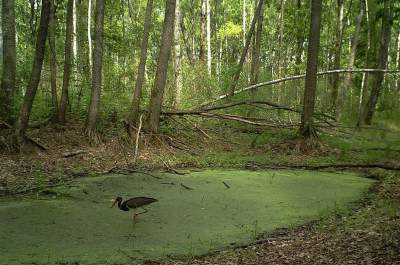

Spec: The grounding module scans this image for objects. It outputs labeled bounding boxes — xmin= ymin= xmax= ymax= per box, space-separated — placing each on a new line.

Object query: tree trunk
xmin=88 ymin=0 xmax=93 ymax=72
xmin=228 ymin=0 xmax=264 ymax=96
xmin=357 ymin=0 xmax=370 ymax=125
xmin=299 ymin=0 xmax=322 ymax=138
xmin=395 ymin=31 xmax=400 ymax=91
xmin=206 ymin=0 xmax=211 ymax=76
xmin=14 ymin=0 xmax=51 ymax=144
xmin=59 ymin=0 xmax=74 ymax=124
xmin=242 ymin=0 xmax=246 ymax=47
xmin=199 ymin=0 xmax=206 ymax=61
xmin=277 ymin=0 xmax=285 ymax=80
xmin=0 ymin=0 xmax=16 ymax=124
xmin=340 ymin=0 xmax=364 ymax=118
xmin=128 ymin=0 xmax=154 ymax=128
xmin=147 ymin=0 xmax=176 ymax=134
xmin=294 ymin=0 xmax=304 ymax=75
xmin=330 ymin=0 xmax=344 ymax=116
xmin=360 ymin=0 xmax=392 ymax=125
xmin=173 ymin=0 xmax=183 ymax=109
xmin=250 ymin=6 xmax=263 ymax=86
xmin=48 ymin=0 xmax=59 ymax=122
xmin=85 ymin=0 xmax=105 ymax=135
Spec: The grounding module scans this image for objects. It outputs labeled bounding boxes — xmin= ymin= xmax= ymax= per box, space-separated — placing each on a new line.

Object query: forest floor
xmin=0 ymin=118 xmax=399 ymax=264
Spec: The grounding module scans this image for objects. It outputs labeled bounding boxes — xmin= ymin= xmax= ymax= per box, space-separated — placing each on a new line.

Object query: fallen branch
xmin=163 ymin=100 xmax=336 ymax=125
xmin=63 ymin=150 xmax=86 ymax=158
xmin=180 ymin=183 xmax=194 ymax=190
xmin=222 ymin=181 xmax=230 ymax=189
xmin=133 ymin=114 xmax=143 ymax=164
xmin=198 ymin=68 xmax=400 ymax=108
xmin=0 ymin=120 xmax=48 ymax=151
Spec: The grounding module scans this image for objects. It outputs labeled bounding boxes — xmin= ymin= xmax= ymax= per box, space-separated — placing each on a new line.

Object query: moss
xmin=0 ymin=169 xmax=373 ymax=264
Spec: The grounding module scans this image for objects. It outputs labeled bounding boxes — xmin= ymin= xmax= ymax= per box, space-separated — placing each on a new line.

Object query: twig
xmin=133 ymin=114 xmax=143 ymax=164
xmin=63 ymin=150 xmax=86 ymax=158
xmin=180 ymin=183 xmax=194 ymax=190
xmin=222 ymin=181 xmax=230 ymax=189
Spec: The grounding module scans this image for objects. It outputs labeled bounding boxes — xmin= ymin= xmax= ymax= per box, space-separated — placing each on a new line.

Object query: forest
xmin=0 ymin=0 xmax=399 ymax=264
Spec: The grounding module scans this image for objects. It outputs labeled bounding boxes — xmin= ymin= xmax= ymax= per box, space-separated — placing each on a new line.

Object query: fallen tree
xmin=198 ymin=68 xmax=400 ymax=108
xmin=162 ymin=100 xmax=336 ymax=128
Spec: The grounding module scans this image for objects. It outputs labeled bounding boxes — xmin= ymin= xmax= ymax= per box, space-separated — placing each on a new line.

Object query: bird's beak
xmin=111 ymin=199 xmax=117 ymax=208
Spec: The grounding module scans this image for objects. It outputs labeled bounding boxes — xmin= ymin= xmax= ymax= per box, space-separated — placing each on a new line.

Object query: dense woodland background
xmin=0 ymin=0 xmax=399 ymax=146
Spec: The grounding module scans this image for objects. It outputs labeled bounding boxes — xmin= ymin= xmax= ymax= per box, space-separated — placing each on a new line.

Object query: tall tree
xmin=48 ymin=0 xmax=59 ymax=122
xmin=147 ymin=0 xmax=176 ymax=134
xmin=359 ymin=0 xmax=392 ymax=125
xmin=299 ymin=0 xmax=322 ymax=138
xmin=276 ymin=0 xmax=285 ymax=80
xmin=199 ymin=0 xmax=206 ymax=61
xmin=340 ymin=0 xmax=364 ymax=118
xmin=85 ymin=0 xmax=105 ymax=136
xmin=228 ymin=0 xmax=264 ymax=96
xmin=250 ymin=5 xmax=263 ymax=85
xmin=358 ymin=0 xmax=370 ymax=122
xmin=206 ymin=0 xmax=211 ymax=76
xmin=294 ymin=0 xmax=304 ymax=75
xmin=14 ymin=0 xmax=51 ymax=143
xmin=59 ymin=0 xmax=74 ymax=124
xmin=128 ymin=0 xmax=154 ymax=128
xmin=0 ymin=0 xmax=16 ymax=124
xmin=173 ymin=0 xmax=183 ymax=108
xmin=330 ymin=0 xmax=344 ymax=116
xmin=88 ymin=0 xmax=93 ymax=72
xmin=395 ymin=31 xmax=400 ymax=91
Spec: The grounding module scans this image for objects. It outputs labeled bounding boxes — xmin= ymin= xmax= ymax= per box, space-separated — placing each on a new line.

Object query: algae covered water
xmin=0 ymin=169 xmax=373 ymax=264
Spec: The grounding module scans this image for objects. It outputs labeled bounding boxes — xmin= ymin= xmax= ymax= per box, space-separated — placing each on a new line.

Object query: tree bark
xmin=48 ymin=0 xmax=59 ymax=122
xmin=85 ymin=0 xmax=105 ymax=135
xmin=299 ymin=0 xmax=322 ymax=138
xmin=228 ymin=0 xmax=264 ymax=96
xmin=276 ymin=0 xmax=285 ymax=80
xmin=330 ymin=0 xmax=344 ymax=115
xmin=395 ymin=31 xmax=400 ymax=91
xmin=357 ymin=0 xmax=370 ymax=125
xmin=128 ymin=0 xmax=154 ymax=127
xmin=58 ymin=0 xmax=74 ymax=124
xmin=294 ymin=0 xmax=304 ymax=75
xmin=199 ymin=0 xmax=206 ymax=61
xmin=147 ymin=0 xmax=176 ymax=133
xmin=250 ymin=6 xmax=263 ymax=86
xmin=14 ymin=0 xmax=51 ymax=144
xmin=206 ymin=0 xmax=211 ymax=76
xmin=360 ymin=0 xmax=392 ymax=125
xmin=242 ymin=0 xmax=246 ymax=47
xmin=88 ymin=0 xmax=93 ymax=72
xmin=0 ymin=0 xmax=16 ymax=124
xmin=340 ymin=0 xmax=364 ymax=119
xmin=173 ymin=0 xmax=183 ymax=109
xmin=147 ymin=0 xmax=176 ymax=134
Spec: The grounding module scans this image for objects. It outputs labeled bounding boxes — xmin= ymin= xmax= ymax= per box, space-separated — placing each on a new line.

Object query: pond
xmin=0 ymin=169 xmax=373 ymax=265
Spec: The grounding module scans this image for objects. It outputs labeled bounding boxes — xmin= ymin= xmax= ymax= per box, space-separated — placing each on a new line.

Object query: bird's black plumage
xmin=111 ymin=196 xmax=158 ymax=211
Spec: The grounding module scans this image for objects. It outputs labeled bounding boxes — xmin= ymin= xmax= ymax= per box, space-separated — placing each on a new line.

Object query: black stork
xmin=111 ymin=196 xmax=158 ymax=221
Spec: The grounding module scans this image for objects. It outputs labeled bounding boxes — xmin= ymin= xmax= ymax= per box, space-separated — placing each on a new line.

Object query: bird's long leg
xmin=132 ymin=209 xmax=137 ymax=223
xmin=135 ymin=207 xmax=148 ymax=217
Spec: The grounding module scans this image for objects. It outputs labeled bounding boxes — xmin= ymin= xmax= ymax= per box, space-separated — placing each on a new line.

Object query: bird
xmin=111 ymin=196 xmax=158 ymax=221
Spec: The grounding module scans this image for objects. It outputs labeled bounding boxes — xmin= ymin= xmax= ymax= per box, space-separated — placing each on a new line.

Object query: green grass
xmin=0 ymin=169 xmax=373 ymax=265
